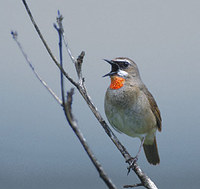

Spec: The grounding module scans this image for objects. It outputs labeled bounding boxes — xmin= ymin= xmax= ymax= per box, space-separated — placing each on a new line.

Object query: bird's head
xmin=103 ymin=57 xmax=141 ymax=89
xmin=103 ymin=57 xmax=140 ymax=79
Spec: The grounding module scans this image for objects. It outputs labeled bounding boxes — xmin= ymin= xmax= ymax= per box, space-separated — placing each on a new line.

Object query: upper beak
xmin=103 ymin=59 xmax=119 ymax=77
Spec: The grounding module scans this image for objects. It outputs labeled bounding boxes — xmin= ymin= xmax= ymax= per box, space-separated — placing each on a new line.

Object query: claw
xmin=126 ymin=157 xmax=138 ymax=175
xmin=126 ymin=138 xmax=145 ymax=175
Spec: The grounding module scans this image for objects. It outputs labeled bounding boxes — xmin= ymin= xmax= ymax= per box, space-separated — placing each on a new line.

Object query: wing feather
xmin=141 ymin=85 xmax=162 ymax=132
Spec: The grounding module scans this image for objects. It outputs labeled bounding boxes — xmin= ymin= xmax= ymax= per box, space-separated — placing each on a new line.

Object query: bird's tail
xmin=143 ymin=137 xmax=160 ymax=165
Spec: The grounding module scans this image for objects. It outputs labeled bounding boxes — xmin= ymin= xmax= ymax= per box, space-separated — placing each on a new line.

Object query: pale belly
xmin=104 ymin=88 xmax=157 ymax=139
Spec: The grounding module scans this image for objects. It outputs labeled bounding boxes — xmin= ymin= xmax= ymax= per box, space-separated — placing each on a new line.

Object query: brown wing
xmin=142 ymin=85 xmax=162 ymax=132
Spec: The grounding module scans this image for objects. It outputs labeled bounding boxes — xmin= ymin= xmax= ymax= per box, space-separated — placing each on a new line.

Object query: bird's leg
xmin=126 ymin=137 xmax=145 ymax=174
xmin=135 ymin=137 xmax=145 ymax=160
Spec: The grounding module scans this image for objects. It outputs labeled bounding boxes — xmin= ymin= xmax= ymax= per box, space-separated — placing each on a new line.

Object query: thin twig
xmin=63 ymin=34 xmax=84 ymax=85
xmin=124 ymin=183 xmax=143 ymax=188
xmin=54 ymin=12 xmax=65 ymax=105
xmin=21 ymin=0 xmax=58 ymax=67
xmin=63 ymin=36 xmax=76 ymax=64
xmin=11 ymin=31 xmax=62 ymax=105
xmin=65 ymin=89 xmax=117 ymax=189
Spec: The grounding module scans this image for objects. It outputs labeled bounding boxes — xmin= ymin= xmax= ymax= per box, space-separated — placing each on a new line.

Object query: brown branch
xmin=20 ymin=1 xmax=159 ymax=188
xmin=64 ymin=89 xmax=117 ymax=189
xmin=124 ymin=183 xmax=143 ymax=188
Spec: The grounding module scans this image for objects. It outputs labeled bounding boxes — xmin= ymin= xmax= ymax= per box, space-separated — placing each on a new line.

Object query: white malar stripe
xmin=117 ymin=69 xmax=128 ymax=77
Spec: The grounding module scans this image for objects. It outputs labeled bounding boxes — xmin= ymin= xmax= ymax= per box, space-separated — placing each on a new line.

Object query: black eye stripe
xmin=114 ymin=61 xmax=130 ymax=68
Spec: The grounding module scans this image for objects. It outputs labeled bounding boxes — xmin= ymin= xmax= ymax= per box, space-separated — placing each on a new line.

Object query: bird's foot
xmin=126 ymin=156 xmax=138 ymax=175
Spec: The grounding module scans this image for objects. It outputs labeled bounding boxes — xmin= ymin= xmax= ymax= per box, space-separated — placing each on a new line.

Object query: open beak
xmin=103 ymin=59 xmax=119 ymax=77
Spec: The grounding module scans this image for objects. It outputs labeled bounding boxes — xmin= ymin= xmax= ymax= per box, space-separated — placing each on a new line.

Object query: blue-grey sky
xmin=1 ymin=0 xmax=200 ymax=189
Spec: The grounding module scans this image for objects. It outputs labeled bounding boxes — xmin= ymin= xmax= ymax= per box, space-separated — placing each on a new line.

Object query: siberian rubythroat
xmin=104 ymin=57 xmax=162 ymax=165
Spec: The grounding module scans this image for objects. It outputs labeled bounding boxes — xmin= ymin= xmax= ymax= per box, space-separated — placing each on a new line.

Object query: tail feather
xmin=143 ymin=137 xmax=160 ymax=165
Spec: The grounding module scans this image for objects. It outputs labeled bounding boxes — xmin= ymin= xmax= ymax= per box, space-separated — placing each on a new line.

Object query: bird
xmin=104 ymin=57 xmax=162 ymax=165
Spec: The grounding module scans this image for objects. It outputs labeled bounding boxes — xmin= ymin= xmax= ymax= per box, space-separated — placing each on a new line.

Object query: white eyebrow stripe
xmin=114 ymin=59 xmax=131 ymax=64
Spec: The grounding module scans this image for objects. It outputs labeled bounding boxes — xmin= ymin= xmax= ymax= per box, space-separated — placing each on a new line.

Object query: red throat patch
xmin=110 ymin=76 xmax=125 ymax=89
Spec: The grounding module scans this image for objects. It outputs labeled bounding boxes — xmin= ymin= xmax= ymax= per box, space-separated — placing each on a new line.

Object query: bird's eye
xmin=123 ymin=62 xmax=129 ymax=68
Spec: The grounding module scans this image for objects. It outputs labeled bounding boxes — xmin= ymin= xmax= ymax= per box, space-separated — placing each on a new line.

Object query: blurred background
xmin=1 ymin=0 xmax=200 ymax=188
